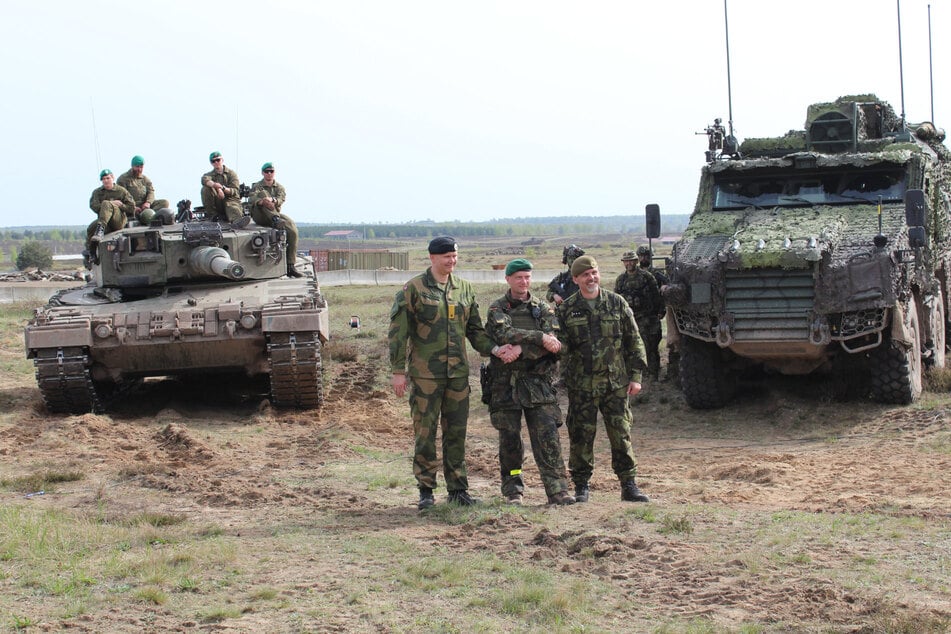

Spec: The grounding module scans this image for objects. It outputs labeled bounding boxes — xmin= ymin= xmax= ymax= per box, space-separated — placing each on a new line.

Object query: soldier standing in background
xmin=117 ymin=155 xmax=169 ymax=224
xmin=557 ymin=255 xmax=650 ymax=504
xmin=616 ymin=250 xmax=663 ymax=381
xmin=85 ymin=169 xmax=135 ymax=264
xmin=546 ymin=244 xmax=585 ymax=306
xmin=201 ymin=151 xmax=249 ymax=227
xmin=389 ymin=236 xmax=518 ymax=510
xmin=249 ymin=162 xmax=301 ymax=278
xmin=638 ymin=245 xmax=680 ymax=384
xmin=484 ymin=258 xmax=575 ymax=506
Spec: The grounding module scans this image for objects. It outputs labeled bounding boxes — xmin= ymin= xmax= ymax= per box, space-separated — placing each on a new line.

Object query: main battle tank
xmin=24 ymin=211 xmax=329 ymax=413
xmin=666 ymin=95 xmax=951 ymax=408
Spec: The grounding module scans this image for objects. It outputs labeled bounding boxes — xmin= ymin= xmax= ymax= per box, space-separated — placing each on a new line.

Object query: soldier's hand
xmin=215 ymin=187 xmax=225 ymax=200
xmin=553 ymin=294 xmax=564 ymax=305
xmin=541 ymin=333 xmax=561 ymax=353
xmin=627 ymin=381 xmax=642 ymax=396
xmin=391 ymin=373 xmax=408 ymax=398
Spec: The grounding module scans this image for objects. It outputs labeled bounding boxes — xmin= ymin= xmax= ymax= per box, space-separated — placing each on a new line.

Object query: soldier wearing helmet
xmin=615 ymin=250 xmax=663 ymax=381
xmin=636 ymin=245 xmax=680 ymax=385
xmin=546 ymin=244 xmax=585 ymax=305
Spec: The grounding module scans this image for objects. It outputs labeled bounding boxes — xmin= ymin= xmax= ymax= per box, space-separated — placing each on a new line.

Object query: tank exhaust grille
xmin=807 ymin=112 xmax=854 ymax=153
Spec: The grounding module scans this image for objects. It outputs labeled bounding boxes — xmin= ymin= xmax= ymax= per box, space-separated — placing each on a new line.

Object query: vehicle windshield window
xmin=712 ymin=167 xmax=906 ymax=210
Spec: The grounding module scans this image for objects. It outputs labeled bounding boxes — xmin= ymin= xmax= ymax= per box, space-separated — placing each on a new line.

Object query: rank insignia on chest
xmin=448 ymin=305 xmax=456 ymax=320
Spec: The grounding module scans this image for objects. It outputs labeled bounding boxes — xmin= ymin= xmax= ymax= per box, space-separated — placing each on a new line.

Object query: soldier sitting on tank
xmin=117 ymin=155 xmax=170 ymax=225
xmin=547 ymin=244 xmax=585 ymax=306
xmin=249 ymin=162 xmax=302 ymax=278
xmin=84 ymin=169 xmax=135 ymax=266
xmin=201 ymin=151 xmax=250 ymax=228
xmin=615 ymin=250 xmax=663 ymax=381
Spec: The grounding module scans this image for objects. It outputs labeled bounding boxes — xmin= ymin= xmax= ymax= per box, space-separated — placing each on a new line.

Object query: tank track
xmin=266 ymin=331 xmax=323 ymax=409
xmin=32 ymin=346 xmax=103 ymax=414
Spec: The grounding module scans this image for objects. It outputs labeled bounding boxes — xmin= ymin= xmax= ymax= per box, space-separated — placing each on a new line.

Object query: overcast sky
xmin=0 ymin=0 xmax=947 ymax=228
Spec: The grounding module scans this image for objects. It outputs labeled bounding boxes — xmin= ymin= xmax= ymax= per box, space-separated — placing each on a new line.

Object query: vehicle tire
xmin=680 ymin=336 xmax=736 ymax=409
xmin=868 ymin=297 xmax=922 ymax=404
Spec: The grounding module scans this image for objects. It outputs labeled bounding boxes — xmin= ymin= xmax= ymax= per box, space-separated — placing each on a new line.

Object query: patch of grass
xmin=198 ymin=606 xmax=244 ymax=623
xmin=10 ymin=614 xmax=35 ymax=631
xmin=0 ymin=469 xmax=84 ymax=493
xmin=248 ymin=586 xmax=278 ymax=601
xmin=125 ymin=512 xmax=186 ymax=528
xmin=135 ymin=586 xmax=168 ymax=605
xmin=659 ymin=513 xmax=694 ymax=536
xmin=626 ymin=505 xmax=657 ymax=523
xmin=326 ymin=340 xmax=359 ymax=362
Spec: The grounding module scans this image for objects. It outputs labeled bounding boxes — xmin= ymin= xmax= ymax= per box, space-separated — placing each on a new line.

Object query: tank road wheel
xmin=869 ymin=298 xmax=922 ymax=404
xmin=266 ymin=331 xmax=324 ymax=409
xmin=923 ymin=289 xmax=946 ymax=370
xmin=679 ymin=336 xmax=736 ymax=409
xmin=32 ymin=346 xmax=102 ymax=414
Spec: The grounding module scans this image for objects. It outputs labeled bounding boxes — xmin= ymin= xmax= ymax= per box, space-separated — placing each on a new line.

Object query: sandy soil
xmin=1 ymin=354 xmax=950 ymax=632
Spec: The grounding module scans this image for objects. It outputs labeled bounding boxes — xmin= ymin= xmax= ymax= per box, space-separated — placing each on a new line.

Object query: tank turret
xmin=24 ymin=216 xmax=329 ymax=413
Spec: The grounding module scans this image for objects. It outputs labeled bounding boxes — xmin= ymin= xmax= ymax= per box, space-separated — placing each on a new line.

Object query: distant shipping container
xmin=310 ymin=249 xmax=409 ymax=272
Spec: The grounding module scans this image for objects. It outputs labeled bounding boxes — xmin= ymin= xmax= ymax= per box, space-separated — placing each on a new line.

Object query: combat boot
xmin=90 ymin=223 xmax=105 ymax=243
xmin=574 ymin=483 xmax=589 ymax=503
xmin=418 ymin=487 xmax=435 ymax=510
xmin=286 ymin=264 xmax=303 ymax=278
xmin=271 ymin=215 xmax=286 ymax=230
xmin=447 ymin=489 xmax=480 ymax=506
xmin=231 ymin=215 xmax=251 ymax=229
xmin=547 ymin=491 xmax=576 ymax=505
xmin=620 ymin=480 xmax=650 ymax=503
xmin=505 ymin=493 xmax=523 ymax=505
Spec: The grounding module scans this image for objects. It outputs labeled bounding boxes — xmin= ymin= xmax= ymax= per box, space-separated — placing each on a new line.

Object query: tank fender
xmin=890 ymin=300 xmax=916 ymax=347
xmin=25 ymin=319 xmax=93 ymax=352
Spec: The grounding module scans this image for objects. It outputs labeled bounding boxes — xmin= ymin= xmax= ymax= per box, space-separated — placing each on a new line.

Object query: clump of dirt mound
xmin=154 ymin=423 xmax=215 ymax=462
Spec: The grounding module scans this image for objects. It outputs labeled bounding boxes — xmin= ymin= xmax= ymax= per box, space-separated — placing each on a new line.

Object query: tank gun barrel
xmin=188 ymin=246 xmax=246 ymax=280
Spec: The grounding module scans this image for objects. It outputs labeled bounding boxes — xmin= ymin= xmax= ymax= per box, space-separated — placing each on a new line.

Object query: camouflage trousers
xmin=87 ymin=203 xmax=128 ymax=239
xmin=565 ymin=386 xmax=638 ymax=485
xmin=200 ymin=188 xmax=244 ymax=222
xmin=490 ymin=404 xmax=569 ymax=498
xmin=409 ymin=376 xmax=471 ymax=492
xmin=249 ymin=207 xmax=299 ymax=265
xmin=636 ymin=317 xmax=662 ymax=380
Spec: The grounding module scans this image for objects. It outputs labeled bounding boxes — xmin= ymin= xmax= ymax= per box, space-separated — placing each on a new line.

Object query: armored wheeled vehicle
xmin=665 ymin=95 xmax=951 ymax=408
xmin=24 ymin=213 xmax=329 ymax=413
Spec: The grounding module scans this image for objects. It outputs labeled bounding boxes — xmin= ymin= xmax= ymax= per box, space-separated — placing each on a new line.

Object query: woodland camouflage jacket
xmin=556 ymin=288 xmax=647 ymax=393
xmin=389 ymin=268 xmax=495 ymax=379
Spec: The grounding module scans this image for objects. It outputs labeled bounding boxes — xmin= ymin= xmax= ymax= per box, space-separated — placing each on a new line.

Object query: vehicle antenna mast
xmin=897 ymin=0 xmax=907 ymax=130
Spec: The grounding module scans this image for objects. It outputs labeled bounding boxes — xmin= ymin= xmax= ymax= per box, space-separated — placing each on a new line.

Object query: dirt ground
xmin=1 ymin=349 xmax=950 ymax=632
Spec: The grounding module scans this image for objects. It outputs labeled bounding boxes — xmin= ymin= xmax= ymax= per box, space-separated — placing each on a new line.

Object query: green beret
xmin=209 ymin=151 xmax=222 ymax=162
xmin=261 ymin=162 xmax=273 ymax=171
xmin=428 ymin=236 xmax=458 ymax=255
xmin=570 ymin=254 xmax=598 ymax=277
xmin=99 ymin=169 xmax=112 ymax=180
xmin=504 ymin=258 xmax=533 ymax=276
xmin=131 ymin=155 xmax=144 ymax=167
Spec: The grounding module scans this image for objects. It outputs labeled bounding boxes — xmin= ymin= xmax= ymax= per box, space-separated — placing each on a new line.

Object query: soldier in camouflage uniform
xmin=638 ymin=245 xmax=680 ymax=385
xmin=615 ymin=250 xmax=663 ymax=381
xmin=557 ymin=255 xmax=651 ymax=504
xmin=389 ymin=236 xmax=517 ymax=510
xmin=85 ymin=169 xmax=135 ymax=265
xmin=117 ymin=155 xmax=169 ymax=223
xmin=200 ymin=151 xmax=248 ymax=227
xmin=546 ymin=244 xmax=585 ymax=306
xmin=485 ymin=258 xmax=575 ymax=506
xmin=249 ymin=162 xmax=301 ymax=278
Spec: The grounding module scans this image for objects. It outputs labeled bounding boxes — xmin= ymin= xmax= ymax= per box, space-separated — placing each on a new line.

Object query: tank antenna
xmin=897 ymin=0 xmax=907 ymax=129
xmin=723 ymin=0 xmax=736 ymax=144
xmin=928 ymin=4 xmax=935 ymax=124
xmin=90 ymin=98 xmax=102 ymax=170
